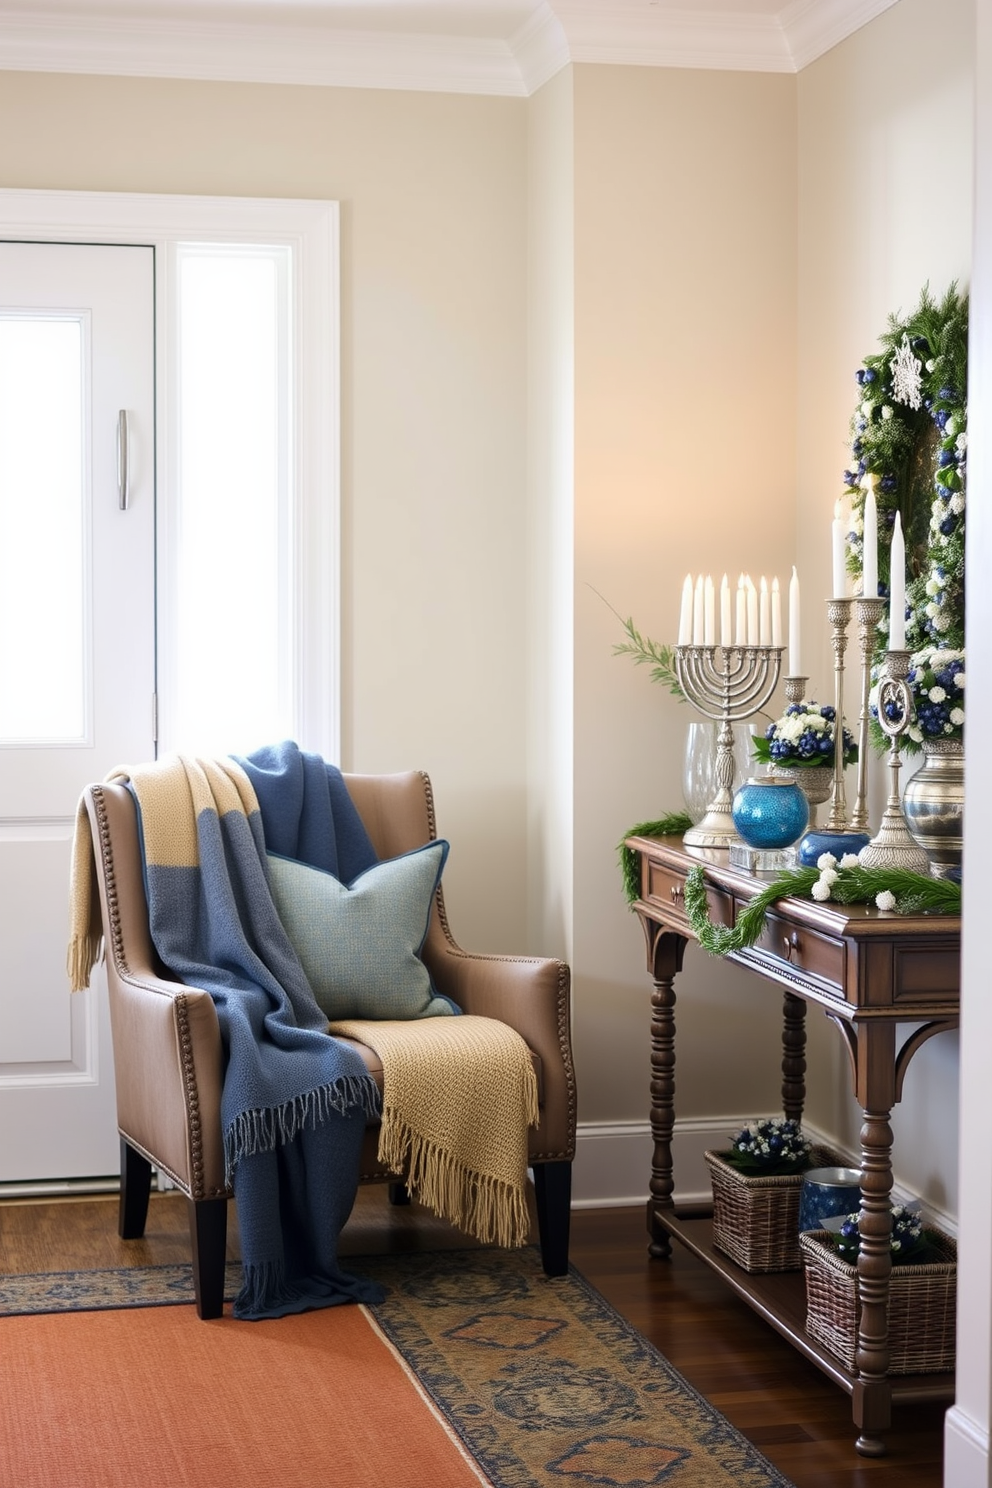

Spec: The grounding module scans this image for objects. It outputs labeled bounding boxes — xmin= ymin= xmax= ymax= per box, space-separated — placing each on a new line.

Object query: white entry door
xmin=0 ymin=242 xmax=155 ymax=1184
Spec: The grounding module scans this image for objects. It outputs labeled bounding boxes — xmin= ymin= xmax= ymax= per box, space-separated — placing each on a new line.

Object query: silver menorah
xmin=675 ymin=644 xmax=784 ymax=848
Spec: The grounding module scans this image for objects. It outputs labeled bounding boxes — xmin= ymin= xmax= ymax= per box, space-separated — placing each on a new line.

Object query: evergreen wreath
xmin=841 ymin=283 xmax=968 ymax=748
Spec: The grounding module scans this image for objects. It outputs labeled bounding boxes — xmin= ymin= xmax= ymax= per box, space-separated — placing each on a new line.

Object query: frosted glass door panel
xmin=0 ymin=315 xmax=87 ymax=742
xmin=169 ymin=246 xmax=293 ymax=756
xmin=0 ymin=240 xmax=154 ymax=1184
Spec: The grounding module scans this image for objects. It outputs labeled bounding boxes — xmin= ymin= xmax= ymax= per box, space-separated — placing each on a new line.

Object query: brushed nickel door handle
xmin=117 ymin=409 xmax=130 ymax=511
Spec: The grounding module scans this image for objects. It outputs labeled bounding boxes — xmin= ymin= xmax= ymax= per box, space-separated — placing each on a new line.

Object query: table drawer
xmin=750 ymin=911 xmax=847 ymax=996
xmin=644 ymin=860 xmax=734 ymax=931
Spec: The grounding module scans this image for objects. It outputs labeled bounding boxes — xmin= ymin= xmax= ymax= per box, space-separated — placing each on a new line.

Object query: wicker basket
xmin=705 ymin=1147 xmax=838 ymax=1274
xmin=800 ymin=1228 xmax=957 ymax=1375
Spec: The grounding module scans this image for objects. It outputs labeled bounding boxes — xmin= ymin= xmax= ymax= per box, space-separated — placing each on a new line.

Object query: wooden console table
xmin=625 ymin=833 xmax=960 ymax=1457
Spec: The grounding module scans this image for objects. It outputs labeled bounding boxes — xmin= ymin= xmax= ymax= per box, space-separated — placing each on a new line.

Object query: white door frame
xmin=0 ymin=188 xmax=342 ymax=761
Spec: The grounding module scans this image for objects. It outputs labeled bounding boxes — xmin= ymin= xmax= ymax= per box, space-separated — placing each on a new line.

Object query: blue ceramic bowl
xmin=732 ymin=777 xmax=809 ymax=850
xmin=795 ymin=828 xmax=870 ymax=866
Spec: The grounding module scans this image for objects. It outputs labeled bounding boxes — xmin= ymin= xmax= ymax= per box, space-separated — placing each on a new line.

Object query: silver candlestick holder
xmin=858 ymin=649 xmax=930 ymax=872
xmin=783 ymin=674 xmax=808 ymax=707
xmin=850 ymin=596 xmax=887 ymax=833
xmin=674 ymin=643 xmax=784 ymax=849
xmin=825 ymin=598 xmax=853 ymax=831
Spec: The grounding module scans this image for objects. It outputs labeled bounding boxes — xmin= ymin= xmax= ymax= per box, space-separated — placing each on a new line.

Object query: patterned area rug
xmin=1 ymin=1248 xmax=795 ymax=1488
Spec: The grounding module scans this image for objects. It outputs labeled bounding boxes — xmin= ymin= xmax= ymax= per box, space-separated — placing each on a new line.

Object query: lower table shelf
xmin=658 ymin=1210 xmax=955 ymax=1406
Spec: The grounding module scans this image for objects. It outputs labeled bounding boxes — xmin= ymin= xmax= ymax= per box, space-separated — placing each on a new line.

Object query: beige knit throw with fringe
xmin=328 ymin=1014 xmax=539 ymax=1249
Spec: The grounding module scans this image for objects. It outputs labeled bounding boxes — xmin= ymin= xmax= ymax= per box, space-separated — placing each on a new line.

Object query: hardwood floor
xmin=0 ymin=1188 xmax=946 ymax=1487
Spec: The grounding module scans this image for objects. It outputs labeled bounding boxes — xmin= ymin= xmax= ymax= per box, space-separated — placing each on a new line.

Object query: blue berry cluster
xmin=728 ymin=1117 xmax=812 ymax=1174
xmin=834 ymin=1205 xmax=923 ymax=1265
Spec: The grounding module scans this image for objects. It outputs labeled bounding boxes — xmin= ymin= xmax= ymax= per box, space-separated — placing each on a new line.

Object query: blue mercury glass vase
xmin=731 ymin=777 xmax=809 ymax=850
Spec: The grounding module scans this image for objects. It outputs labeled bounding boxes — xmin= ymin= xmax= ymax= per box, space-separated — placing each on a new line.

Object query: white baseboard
xmin=571 ymin=1116 xmax=742 ymax=1209
xmin=571 ymin=1116 xmax=959 ymax=1239
xmin=944 ymin=1406 xmax=989 ymax=1485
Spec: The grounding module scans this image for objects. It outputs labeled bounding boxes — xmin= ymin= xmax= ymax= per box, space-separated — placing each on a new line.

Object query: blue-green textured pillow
xmin=266 ymin=840 xmax=458 ymax=1021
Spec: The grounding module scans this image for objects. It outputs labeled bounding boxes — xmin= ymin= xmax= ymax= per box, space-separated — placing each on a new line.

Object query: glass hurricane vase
xmin=682 ymin=721 xmax=756 ymax=824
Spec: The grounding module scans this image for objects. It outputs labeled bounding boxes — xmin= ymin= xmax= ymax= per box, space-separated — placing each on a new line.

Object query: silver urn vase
xmin=901 ymin=738 xmax=964 ymax=879
xmin=768 ymin=764 xmax=833 ymax=828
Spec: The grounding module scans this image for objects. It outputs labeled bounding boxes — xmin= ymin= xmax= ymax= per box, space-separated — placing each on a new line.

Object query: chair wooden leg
xmin=187 ymin=1197 xmax=228 ymax=1320
xmin=533 ymin=1160 xmax=571 ymax=1277
xmin=119 ymin=1138 xmax=153 ymax=1241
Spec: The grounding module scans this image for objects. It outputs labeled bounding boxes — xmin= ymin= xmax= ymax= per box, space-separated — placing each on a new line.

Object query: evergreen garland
xmin=842 ymin=282 xmax=968 ymax=752
xmin=682 ymin=863 xmax=961 ymax=956
xmin=619 ymin=815 xmax=694 ymax=904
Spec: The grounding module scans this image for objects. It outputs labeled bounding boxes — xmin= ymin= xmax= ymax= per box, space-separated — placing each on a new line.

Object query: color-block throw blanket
xmin=68 ymin=746 xmax=385 ymax=1321
xmin=330 ymin=1015 xmax=539 ymax=1249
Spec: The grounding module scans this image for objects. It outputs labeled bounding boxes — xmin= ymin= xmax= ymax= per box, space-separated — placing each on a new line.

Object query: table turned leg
xmin=781 ymin=991 xmax=806 ymax=1125
xmin=852 ymin=1105 xmax=895 ymax=1457
xmin=647 ymin=969 xmax=677 ymax=1258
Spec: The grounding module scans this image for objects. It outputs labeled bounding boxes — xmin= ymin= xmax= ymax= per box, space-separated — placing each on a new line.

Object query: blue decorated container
xmin=795 ymin=828 xmax=870 ymax=866
xmin=732 ymin=777 xmax=809 ymax=850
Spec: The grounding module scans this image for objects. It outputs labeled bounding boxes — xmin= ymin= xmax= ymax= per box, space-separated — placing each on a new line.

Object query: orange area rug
xmin=1 ymin=1248 xmax=796 ymax=1488
xmin=0 ymin=1302 xmax=486 ymax=1488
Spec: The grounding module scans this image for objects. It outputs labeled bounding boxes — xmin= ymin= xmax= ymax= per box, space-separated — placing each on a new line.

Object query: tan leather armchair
xmin=82 ymin=770 xmax=576 ymax=1318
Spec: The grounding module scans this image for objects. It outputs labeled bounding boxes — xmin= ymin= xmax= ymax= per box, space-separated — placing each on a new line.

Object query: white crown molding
xmin=510 ymin=0 xmax=570 ymax=95
xmin=551 ymin=3 xmax=793 ymax=74
xmin=0 ymin=10 xmax=530 ymax=96
xmin=781 ymin=0 xmax=900 ymax=73
xmin=0 ymin=0 xmax=901 ymax=95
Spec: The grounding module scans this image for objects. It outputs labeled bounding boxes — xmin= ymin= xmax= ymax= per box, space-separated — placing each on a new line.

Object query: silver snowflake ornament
xmin=890 ymin=333 xmax=923 ymax=410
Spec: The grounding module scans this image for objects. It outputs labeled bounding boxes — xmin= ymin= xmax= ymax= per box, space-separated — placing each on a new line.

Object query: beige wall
xmin=571 ymin=63 xmax=799 ymax=1121
xmin=0 ymin=72 xmax=532 ymax=956
xmin=526 ymin=67 xmax=575 ymax=960
xmin=796 ymin=0 xmax=974 ymax=1210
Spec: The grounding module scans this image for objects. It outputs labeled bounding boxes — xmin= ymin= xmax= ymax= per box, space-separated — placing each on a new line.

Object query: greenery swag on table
xmin=682 ymin=858 xmax=960 ymax=956
xmin=618 ymin=815 xmax=694 ymax=904
xmin=842 ymin=282 xmax=968 ymax=750
xmin=619 ymin=826 xmax=960 ymax=943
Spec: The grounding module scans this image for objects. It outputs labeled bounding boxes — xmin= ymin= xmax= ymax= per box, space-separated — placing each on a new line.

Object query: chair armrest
xmin=429 ymin=946 xmax=576 ymax=1161
xmin=105 ymin=967 xmax=228 ymax=1200
xmin=85 ymin=782 xmax=227 ymax=1200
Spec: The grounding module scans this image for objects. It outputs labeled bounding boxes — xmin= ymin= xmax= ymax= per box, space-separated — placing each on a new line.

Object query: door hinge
xmin=152 ymin=692 xmax=159 ymax=745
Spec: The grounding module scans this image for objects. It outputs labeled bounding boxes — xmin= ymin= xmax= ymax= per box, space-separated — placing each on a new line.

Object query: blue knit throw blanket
xmin=122 ymin=742 xmax=385 ymax=1320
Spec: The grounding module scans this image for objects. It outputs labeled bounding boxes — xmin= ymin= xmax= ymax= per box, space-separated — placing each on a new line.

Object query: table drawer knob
xmin=782 ymin=931 xmax=800 ymax=962
xmin=670 ymin=884 xmax=684 ymax=904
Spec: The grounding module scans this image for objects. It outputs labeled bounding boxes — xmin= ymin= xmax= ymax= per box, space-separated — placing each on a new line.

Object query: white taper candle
xmin=890 ymin=512 xmax=906 ymax=650
xmin=678 ymin=574 xmax=693 ymax=645
xmin=788 ymin=567 xmax=801 ymax=676
xmin=862 ymin=476 xmax=878 ymax=598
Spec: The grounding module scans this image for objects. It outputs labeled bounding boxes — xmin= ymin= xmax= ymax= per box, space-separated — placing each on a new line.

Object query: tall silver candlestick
xmin=850 ymin=596 xmax=887 ymax=833
xmin=675 ymin=643 xmax=784 ymax=849
xmin=858 ymin=649 xmax=930 ymax=872
xmin=825 ymin=598 xmax=853 ymax=830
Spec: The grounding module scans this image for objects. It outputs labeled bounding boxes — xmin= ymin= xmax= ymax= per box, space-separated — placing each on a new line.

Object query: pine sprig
xmin=682 ymin=862 xmax=960 ymax=956
xmin=619 ymin=815 xmax=694 ymax=904
xmin=612 ymin=616 xmax=685 ymax=701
